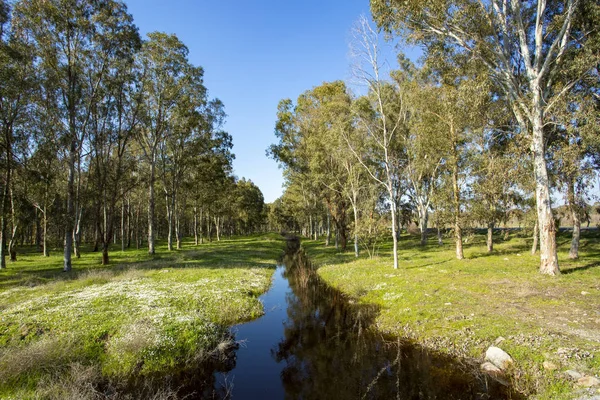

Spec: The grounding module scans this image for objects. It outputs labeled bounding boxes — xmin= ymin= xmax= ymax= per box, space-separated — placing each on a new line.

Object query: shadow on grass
xmin=562 ymin=260 xmax=600 ymax=275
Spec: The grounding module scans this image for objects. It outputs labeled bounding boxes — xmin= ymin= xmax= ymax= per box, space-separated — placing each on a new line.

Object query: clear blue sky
xmin=123 ymin=0 xmax=376 ymax=203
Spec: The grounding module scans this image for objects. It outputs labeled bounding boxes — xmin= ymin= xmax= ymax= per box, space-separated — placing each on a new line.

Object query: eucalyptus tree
xmin=372 ymin=0 xmax=600 ymax=275
xmin=0 ymin=1 xmax=36 ymax=267
xmin=136 ymin=32 xmax=192 ymax=255
xmin=348 ymin=16 xmax=410 ymax=269
xmin=14 ymin=0 xmax=139 ymax=271
xmin=89 ymin=26 xmax=141 ymax=265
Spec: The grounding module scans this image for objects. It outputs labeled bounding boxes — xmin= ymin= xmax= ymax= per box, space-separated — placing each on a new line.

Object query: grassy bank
xmin=0 ymin=235 xmax=283 ymax=399
xmin=304 ymin=230 xmax=600 ymax=400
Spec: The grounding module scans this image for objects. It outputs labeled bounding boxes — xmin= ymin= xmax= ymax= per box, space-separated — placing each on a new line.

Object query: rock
xmin=543 ymin=361 xmax=557 ymax=371
xmin=566 ymin=370 xmax=584 ymax=380
xmin=577 ymin=376 xmax=600 ymax=388
xmin=503 ymin=257 xmax=509 ymax=261
xmin=494 ymin=336 xmax=506 ymax=345
xmin=444 ymin=302 xmax=452 ymax=306
xmin=485 ymin=346 xmax=514 ymax=370
xmin=581 ymin=291 xmax=590 ymax=296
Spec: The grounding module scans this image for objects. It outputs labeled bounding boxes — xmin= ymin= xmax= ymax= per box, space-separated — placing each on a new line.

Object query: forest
xmin=0 ymin=0 xmax=266 ymax=271
xmin=267 ymin=4 xmax=600 ymax=276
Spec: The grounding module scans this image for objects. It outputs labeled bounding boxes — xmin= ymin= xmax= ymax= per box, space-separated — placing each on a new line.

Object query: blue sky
xmin=123 ymin=0 xmax=377 ymax=203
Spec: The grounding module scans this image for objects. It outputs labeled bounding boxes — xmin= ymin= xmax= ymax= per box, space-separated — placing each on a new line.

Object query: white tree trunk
xmin=531 ymin=98 xmax=559 ymax=275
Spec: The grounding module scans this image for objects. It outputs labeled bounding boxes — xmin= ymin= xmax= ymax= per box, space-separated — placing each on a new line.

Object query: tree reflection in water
xmin=274 ymin=241 xmax=522 ymax=400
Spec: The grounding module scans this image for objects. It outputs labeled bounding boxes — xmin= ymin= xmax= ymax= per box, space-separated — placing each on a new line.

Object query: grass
xmin=0 ymin=234 xmax=283 ymax=399
xmin=303 ymin=229 xmax=600 ymax=400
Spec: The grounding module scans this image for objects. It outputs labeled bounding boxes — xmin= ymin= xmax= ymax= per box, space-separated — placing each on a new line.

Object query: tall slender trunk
xmin=43 ymin=206 xmax=49 ymax=257
xmin=127 ymin=197 xmax=131 ymax=248
xmin=418 ymin=203 xmax=428 ymax=246
xmin=325 ymin=214 xmax=331 ymax=246
xmin=121 ymin=199 xmax=125 ymax=252
xmin=531 ymin=220 xmax=539 ymax=255
xmin=214 ymin=216 xmax=220 ymax=241
xmin=451 ymin=150 xmax=463 ymax=260
xmin=390 ymin=200 xmax=399 ymax=269
xmin=352 ymin=203 xmax=359 ymax=258
xmin=567 ymin=179 xmax=580 ymax=260
xmin=148 ymin=159 xmax=156 ymax=255
xmin=135 ymin=202 xmax=140 ymax=249
xmin=437 ymin=224 xmax=443 ymax=246
xmin=487 ymin=222 xmax=494 ymax=253
xmin=166 ymin=192 xmax=173 ymax=251
xmin=199 ymin=208 xmax=204 ymax=244
xmin=64 ymin=138 xmax=76 ymax=272
xmin=193 ymin=205 xmax=198 ymax=245
xmin=175 ymin=195 xmax=181 ymax=250
xmin=0 ymin=127 xmax=10 ymax=269
xmin=8 ymin=188 xmax=17 ymax=261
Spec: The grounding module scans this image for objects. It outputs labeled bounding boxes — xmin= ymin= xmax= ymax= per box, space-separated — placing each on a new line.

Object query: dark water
xmin=207 ymin=238 xmax=522 ymax=400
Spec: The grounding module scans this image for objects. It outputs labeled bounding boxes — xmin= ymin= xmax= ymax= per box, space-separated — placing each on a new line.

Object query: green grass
xmin=0 ymin=234 xmax=283 ymax=399
xmin=304 ymin=230 xmax=600 ymax=400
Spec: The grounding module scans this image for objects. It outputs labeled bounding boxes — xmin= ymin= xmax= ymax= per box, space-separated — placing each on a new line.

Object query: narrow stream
xmin=212 ymin=238 xmax=522 ymax=399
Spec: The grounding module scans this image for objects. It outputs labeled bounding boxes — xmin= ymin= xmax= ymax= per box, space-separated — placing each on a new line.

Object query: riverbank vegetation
xmin=0 ymin=235 xmax=281 ymax=398
xmin=304 ymin=229 xmax=600 ymax=399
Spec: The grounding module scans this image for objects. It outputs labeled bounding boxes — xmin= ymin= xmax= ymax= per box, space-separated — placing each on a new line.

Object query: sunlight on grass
xmin=305 ymin=230 xmax=600 ymax=400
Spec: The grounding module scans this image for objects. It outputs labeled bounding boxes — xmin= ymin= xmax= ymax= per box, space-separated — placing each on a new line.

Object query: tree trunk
xmin=568 ymin=179 xmax=580 ymax=260
xmin=175 ymin=197 xmax=182 ymax=250
xmin=487 ymin=222 xmax=494 ymax=253
xmin=418 ymin=203 xmax=428 ymax=246
xmin=390 ymin=200 xmax=399 ymax=269
xmin=437 ymin=225 xmax=443 ymax=246
xmin=121 ymin=200 xmax=126 ymax=252
xmin=531 ymin=220 xmax=539 ymax=255
xmin=451 ymin=152 xmax=464 ymax=260
xmin=43 ymin=207 xmax=49 ymax=257
xmin=199 ymin=208 xmax=204 ymax=244
xmin=8 ymin=188 xmax=17 ymax=262
xmin=193 ymin=206 xmax=198 ymax=245
xmin=352 ymin=203 xmax=359 ymax=258
xmin=148 ymin=159 xmax=156 ymax=255
xmin=64 ymin=138 xmax=76 ymax=272
xmin=166 ymin=193 xmax=173 ymax=251
xmin=73 ymin=212 xmax=82 ymax=259
xmin=214 ymin=216 xmax=221 ymax=241
xmin=325 ymin=214 xmax=331 ymax=246
xmin=531 ymin=102 xmax=559 ymax=275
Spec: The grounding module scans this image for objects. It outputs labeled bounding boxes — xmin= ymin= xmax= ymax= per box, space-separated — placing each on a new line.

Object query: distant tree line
xmin=0 ymin=0 xmax=266 ymax=270
xmin=268 ymin=1 xmax=600 ymax=276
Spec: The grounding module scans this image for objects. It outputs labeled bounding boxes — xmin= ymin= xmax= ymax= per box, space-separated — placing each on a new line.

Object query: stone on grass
xmin=494 ymin=336 xmax=506 ymax=345
xmin=577 ymin=376 xmax=600 ymax=388
xmin=485 ymin=346 xmax=514 ymax=370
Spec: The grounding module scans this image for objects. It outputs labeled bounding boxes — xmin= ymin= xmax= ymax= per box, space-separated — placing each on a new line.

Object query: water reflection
xmin=208 ymin=238 xmax=523 ymax=399
xmin=272 ymin=239 xmax=521 ymax=400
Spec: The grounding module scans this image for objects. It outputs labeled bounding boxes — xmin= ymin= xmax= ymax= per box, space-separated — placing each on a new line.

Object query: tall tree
xmin=371 ymin=0 xmax=600 ymax=274
xmin=136 ymin=32 xmax=191 ymax=255
xmin=14 ymin=0 xmax=139 ymax=271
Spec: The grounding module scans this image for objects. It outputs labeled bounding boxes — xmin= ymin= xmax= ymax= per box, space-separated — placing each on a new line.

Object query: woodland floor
xmin=0 ymin=235 xmax=282 ymax=399
xmin=304 ymin=229 xmax=600 ymax=400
